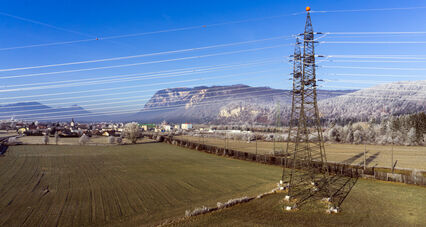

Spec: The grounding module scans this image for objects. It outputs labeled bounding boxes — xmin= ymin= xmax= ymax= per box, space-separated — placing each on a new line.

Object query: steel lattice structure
xmin=281 ymin=10 xmax=334 ymax=210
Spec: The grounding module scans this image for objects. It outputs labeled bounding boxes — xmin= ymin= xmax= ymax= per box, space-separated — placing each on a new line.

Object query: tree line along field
xmin=0 ymin=143 xmax=280 ymax=226
xmin=174 ymin=135 xmax=426 ymax=170
xmin=0 ymin=143 xmax=424 ymax=226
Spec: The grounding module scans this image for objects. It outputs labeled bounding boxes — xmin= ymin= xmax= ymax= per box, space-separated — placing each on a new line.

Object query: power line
xmin=310 ymin=6 xmax=426 ymax=14
xmin=0 ymin=67 xmax=278 ymax=101
xmin=325 ymin=31 xmax=426 ymax=35
xmin=29 ymin=92 xmax=425 ymax=121
xmin=1 ymin=86 xmax=287 ymax=117
xmin=0 ymin=59 xmax=281 ymax=92
xmin=0 ymin=77 xmax=258 ymax=107
xmin=326 ymin=59 xmax=426 ymax=63
xmin=0 ymin=87 xmax=293 ymax=119
xmin=1 ymin=84 xmax=282 ymax=112
xmin=322 ymin=65 xmax=426 ymax=71
xmin=4 ymin=84 xmax=424 ymax=120
xmin=0 ymin=12 xmax=303 ymax=51
xmin=324 ymin=73 xmax=425 ymax=78
xmin=0 ymin=35 xmax=291 ymax=72
xmin=1 ymin=5 xmax=425 ymax=52
xmin=0 ymin=11 xmax=93 ymax=38
xmin=0 ymin=43 xmax=290 ymax=80
xmin=325 ymin=55 xmax=426 ymax=59
xmin=2 ymin=57 xmax=279 ymax=88
xmin=4 ymin=81 xmax=424 ymax=118
xmin=321 ymin=41 xmax=426 ymax=44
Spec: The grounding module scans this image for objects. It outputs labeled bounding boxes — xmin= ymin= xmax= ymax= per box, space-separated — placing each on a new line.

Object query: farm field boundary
xmin=151 ymin=135 xmax=425 ymax=186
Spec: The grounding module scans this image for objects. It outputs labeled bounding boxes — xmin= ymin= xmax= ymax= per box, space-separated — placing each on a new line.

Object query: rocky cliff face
xmin=136 ymin=84 xmax=356 ymax=124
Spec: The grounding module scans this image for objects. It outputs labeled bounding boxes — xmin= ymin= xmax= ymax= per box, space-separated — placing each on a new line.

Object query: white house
xmin=181 ymin=123 xmax=193 ymax=130
xmin=163 ymin=125 xmax=172 ymax=131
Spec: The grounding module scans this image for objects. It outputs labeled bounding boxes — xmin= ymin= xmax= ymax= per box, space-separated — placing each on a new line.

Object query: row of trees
xmin=326 ymin=113 xmax=426 ymax=146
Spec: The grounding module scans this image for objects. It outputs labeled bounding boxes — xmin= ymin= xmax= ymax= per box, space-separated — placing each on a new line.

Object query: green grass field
xmin=172 ymin=179 xmax=426 ymax=227
xmin=175 ymin=135 xmax=426 ymax=170
xmin=0 ymin=143 xmax=425 ymax=226
xmin=0 ymin=143 xmax=280 ymax=226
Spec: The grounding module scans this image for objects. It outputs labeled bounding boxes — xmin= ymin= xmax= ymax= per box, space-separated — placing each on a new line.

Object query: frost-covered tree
xmin=79 ymin=134 xmax=90 ymax=145
xmin=55 ymin=132 xmax=59 ymax=145
xmin=407 ymin=127 xmax=417 ymax=145
xmin=328 ymin=126 xmax=341 ymax=142
xmin=124 ymin=122 xmax=140 ymax=144
xmin=344 ymin=124 xmax=354 ymax=143
xmin=42 ymin=133 xmax=49 ymax=145
xmin=353 ymin=129 xmax=363 ymax=144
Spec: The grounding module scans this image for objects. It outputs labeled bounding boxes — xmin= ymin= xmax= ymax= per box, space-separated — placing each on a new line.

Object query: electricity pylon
xmin=282 ymin=8 xmax=333 ymax=210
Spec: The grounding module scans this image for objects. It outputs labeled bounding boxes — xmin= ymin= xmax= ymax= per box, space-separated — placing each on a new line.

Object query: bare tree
xmin=79 ymin=134 xmax=90 ymax=145
xmin=124 ymin=122 xmax=140 ymax=144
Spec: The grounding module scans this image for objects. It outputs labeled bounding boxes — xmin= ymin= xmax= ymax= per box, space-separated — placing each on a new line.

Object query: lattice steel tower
xmin=282 ymin=7 xmax=332 ymax=210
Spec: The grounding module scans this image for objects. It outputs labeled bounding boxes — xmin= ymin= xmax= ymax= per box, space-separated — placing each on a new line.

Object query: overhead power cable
xmin=0 ymin=35 xmax=291 ymax=72
xmin=1 ymin=5 xmax=424 ymax=51
xmin=310 ymin=6 xmax=426 ymax=14
xmin=1 ymin=84 xmax=288 ymax=112
xmin=325 ymin=55 xmax=426 ymax=60
xmin=324 ymin=73 xmax=425 ymax=78
xmin=0 ymin=59 xmax=281 ymax=92
xmin=3 ymin=79 xmax=425 ymax=117
xmin=0 ymin=43 xmax=290 ymax=80
xmin=4 ymin=89 xmax=425 ymax=121
xmin=0 ymin=76 xmax=263 ymax=105
xmin=0 ymin=67 xmax=279 ymax=101
xmin=322 ymin=65 xmax=426 ymax=71
xmin=0 ymin=87 xmax=293 ymax=119
xmin=324 ymin=31 xmax=426 ymax=35
xmin=326 ymin=59 xmax=426 ymax=63
xmin=320 ymin=41 xmax=426 ymax=44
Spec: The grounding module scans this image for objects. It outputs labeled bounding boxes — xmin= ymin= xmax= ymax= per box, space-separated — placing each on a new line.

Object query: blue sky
xmin=0 ymin=0 xmax=425 ymax=115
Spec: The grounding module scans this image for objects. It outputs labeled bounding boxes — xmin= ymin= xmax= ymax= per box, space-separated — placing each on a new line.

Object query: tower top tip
xmin=306 ymin=6 xmax=311 ymax=12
